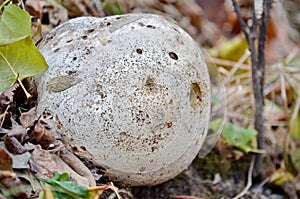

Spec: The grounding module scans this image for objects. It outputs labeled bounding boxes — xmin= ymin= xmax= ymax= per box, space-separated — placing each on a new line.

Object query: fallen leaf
xmin=0 ymin=142 xmax=31 ymax=170
xmin=20 ymin=107 xmax=37 ymax=128
xmin=269 ymin=169 xmax=295 ymax=186
xmin=0 ymin=146 xmax=12 ymax=171
xmin=37 ymin=172 xmax=90 ymax=199
xmin=3 ymin=125 xmax=29 ymax=154
xmin=0 ymin=4 xmax=31 ymax=46
xmin=221 ymin=123 xmax=257 ymax=153
xmin=0 ymin=36 xmax=48 ymax=95
xmin=29 ymin=144 xmax=95 ymax=187
xmin=28 ymin=117 xmax=55 ymax=149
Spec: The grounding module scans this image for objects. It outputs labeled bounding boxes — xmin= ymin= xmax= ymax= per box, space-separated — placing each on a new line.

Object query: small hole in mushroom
xmin=82 ymin=35 xmax=88 ymax=40
xmin=169 ymin=52 xmax=178 ymax=60
xmin=72 ymin=57 xmax=77 ymax=61
xmin=190 ymin=83 xmax=202 ymax=108
xmin=107 ymin=22 xmax=111 ymax=26
xmin=80 ymin=146 xmax=87 ymax=151
xmin=146 ymin=25 xmax=155 ymax=29
xmin=53 ymin=48 xmax=60 ymax=53
xmin=84 ymin=29 xmax=95 ymax=34
xmin=136 ymin=49 xmax=143 ymax=54
xmin=167 ymin=122 xmax=172 ymax=128
xmin=66 ymin=39 xmax=73 ymax=43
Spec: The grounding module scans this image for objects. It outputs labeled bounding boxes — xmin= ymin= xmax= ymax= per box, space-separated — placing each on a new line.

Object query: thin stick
xmin=0 ymin=105 xmax=10 ymax=128
xmin=231 ymin=0 xmax=273 ymax=176
xmin=232 ymin=155 xmax=255 ymax=199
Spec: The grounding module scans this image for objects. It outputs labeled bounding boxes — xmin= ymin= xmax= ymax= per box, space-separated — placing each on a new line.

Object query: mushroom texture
xmin=35 ymin=13 xmax=211 ymax=186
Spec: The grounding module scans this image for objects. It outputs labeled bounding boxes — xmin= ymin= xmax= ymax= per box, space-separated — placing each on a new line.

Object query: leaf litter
xmin=1 ymin=0 xmax=300 ymax=198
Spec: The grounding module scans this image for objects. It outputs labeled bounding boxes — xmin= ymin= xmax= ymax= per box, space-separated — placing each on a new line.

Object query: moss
xmin=193 ymin=150 xmax=231 ymax=179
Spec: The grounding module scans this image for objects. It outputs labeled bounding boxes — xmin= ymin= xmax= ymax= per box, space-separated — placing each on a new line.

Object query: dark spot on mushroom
xmin=82 ymin=35 xmax=88 ymax=40
xmin=138 ymin=22 xmax=145 ymax=26
xmin=173 ymin=27 xmax=179 ymax=32
xmin=146 ymin=25 xmax=155 ymax=29
xmin=53 ymin=48 xmax=60 ymax=53
xmin=167 ymin=122 xmax=172 ymax=128
xmin=80 ymin=146 xmax=87 ymax=151
xmin=116 ymin=17 xmax=121 ymax=20
xmin=66 ymin=39 xmax=73 ymax=43
xmin=72 ymin=57 xmax=77 ymax=61
xmin=120 ymin=132 xmax=127 ymax=136
xmin=72 ymin=146 xmax=78 ymax=151
xmin=52 ymin=42 xmax=58 ymax=47
xmin=136 ymin=48 xmax=143 ymax=54
xmin=145 ymin=78 xmax=157 ymax=93
xmin=84 ymin=29 xmax=95 ymax=34
xmin=107 ymin=22 xmax=111 ymax=26
xmin=67 ymin=70 xmax=77 ymax=75
xmin=169 ymin=52 xmax=178 ymax=60
xmin=190 ymin=83 xmax=202 ymax=108
xmin=84 ymin=49 xmax=91 ymax=55
xmin=45 ymin=33 xmax=55 ymax=43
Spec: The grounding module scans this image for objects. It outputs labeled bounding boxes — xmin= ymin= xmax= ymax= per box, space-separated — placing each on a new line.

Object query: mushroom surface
xmin=35 ymin=13 xmax=210 ymax=186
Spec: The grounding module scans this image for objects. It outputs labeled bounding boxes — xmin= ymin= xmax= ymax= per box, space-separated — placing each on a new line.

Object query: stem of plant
xmin=0 ymin=52 xmax=32 ymax=99
xmin=0 ymin=0 xmax=11 ymax=11
xmin=17 ymin=77 xmax=32 ymax=99
xmin=231 ymin=0 xmax=273 ymax=176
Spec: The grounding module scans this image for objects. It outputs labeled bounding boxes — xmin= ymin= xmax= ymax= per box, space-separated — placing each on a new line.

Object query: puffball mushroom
xmin=35 ymin=13 xmax=211 ymax=186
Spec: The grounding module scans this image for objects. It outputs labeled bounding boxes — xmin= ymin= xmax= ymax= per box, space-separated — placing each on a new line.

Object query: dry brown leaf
xmin=3 ymin=125 xmax=31 ymax=154
xmin=0 ymin=142 xmax=31 ymax=170
xmin=29 ymin=144 xmax=95 ymax=187
xmin=20 ymin=107 xmax=37 ymax=128
xmin=25 ymin=0 xmax=48 ymax=20
xmin=0 ymin=146 xmax=12 ymax=171
xmin=28 ymin=118 xmax=55 ymax=149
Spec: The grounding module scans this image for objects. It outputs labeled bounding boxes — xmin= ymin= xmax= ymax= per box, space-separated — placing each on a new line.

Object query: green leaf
xmin=284 ymin=56 xmax=300 ymax=68
xmin=211 ymin=36 xmax=248 ymax=62
xmin=0 ymin=36 xmax=48 ymax=95
xmin=291 ymin=112 xmax=300 ymax=141
xmin=52 ymin=172 xmax=70 ymax=181
xmin=0 ymin=4 xmax=32 ymax=45
xmin=221 ymin=123 xmax=257 ymax=153
xmin=37 ymin=173 xmax=90 ymax=199
xmin=291 ymin=148 xmax=300 ymax=173
xmin=103 ymin=2 xmax=123 ymax=15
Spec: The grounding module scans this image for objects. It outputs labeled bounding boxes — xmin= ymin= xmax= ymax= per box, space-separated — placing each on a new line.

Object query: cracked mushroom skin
xmin=35 ymin=13 xmax=211 ymax=186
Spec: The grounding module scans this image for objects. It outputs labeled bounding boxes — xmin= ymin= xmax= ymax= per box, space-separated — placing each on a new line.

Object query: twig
xmin=253 ymin=177 xmax=270 ymax=198
xmin=231 ymin=0 xmax=273 ymax=176
xmin=0 ymin=105 xmax=10 ymax=128
xmin=232 ymin=155 xmax=255 ymax=199
xmin=255 ymin=0 xmax=273 ymax=174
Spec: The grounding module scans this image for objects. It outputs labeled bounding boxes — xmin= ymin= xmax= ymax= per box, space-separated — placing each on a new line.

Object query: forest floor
xmin=1 ymin=0 xmax=300 ymax=198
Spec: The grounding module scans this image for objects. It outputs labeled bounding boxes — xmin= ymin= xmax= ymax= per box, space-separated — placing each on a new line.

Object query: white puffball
xmin=35 ymin=13 xmax=210 ymax=186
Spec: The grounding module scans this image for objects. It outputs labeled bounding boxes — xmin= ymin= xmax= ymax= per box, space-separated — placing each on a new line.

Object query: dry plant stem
xmin=231 ymin=0 xmax=272 ymax=176
xmin=0 ymin=105 xmax=10 ymax=128
xmin=232 ymin=155 xmax=255 ymax=199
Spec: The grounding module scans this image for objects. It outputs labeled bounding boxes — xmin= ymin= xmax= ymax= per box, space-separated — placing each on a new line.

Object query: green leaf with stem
xmin=37 ymin=173 xmax=90 ymax=199
xmin=0 ymin=36 xmax=48 ymax=97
